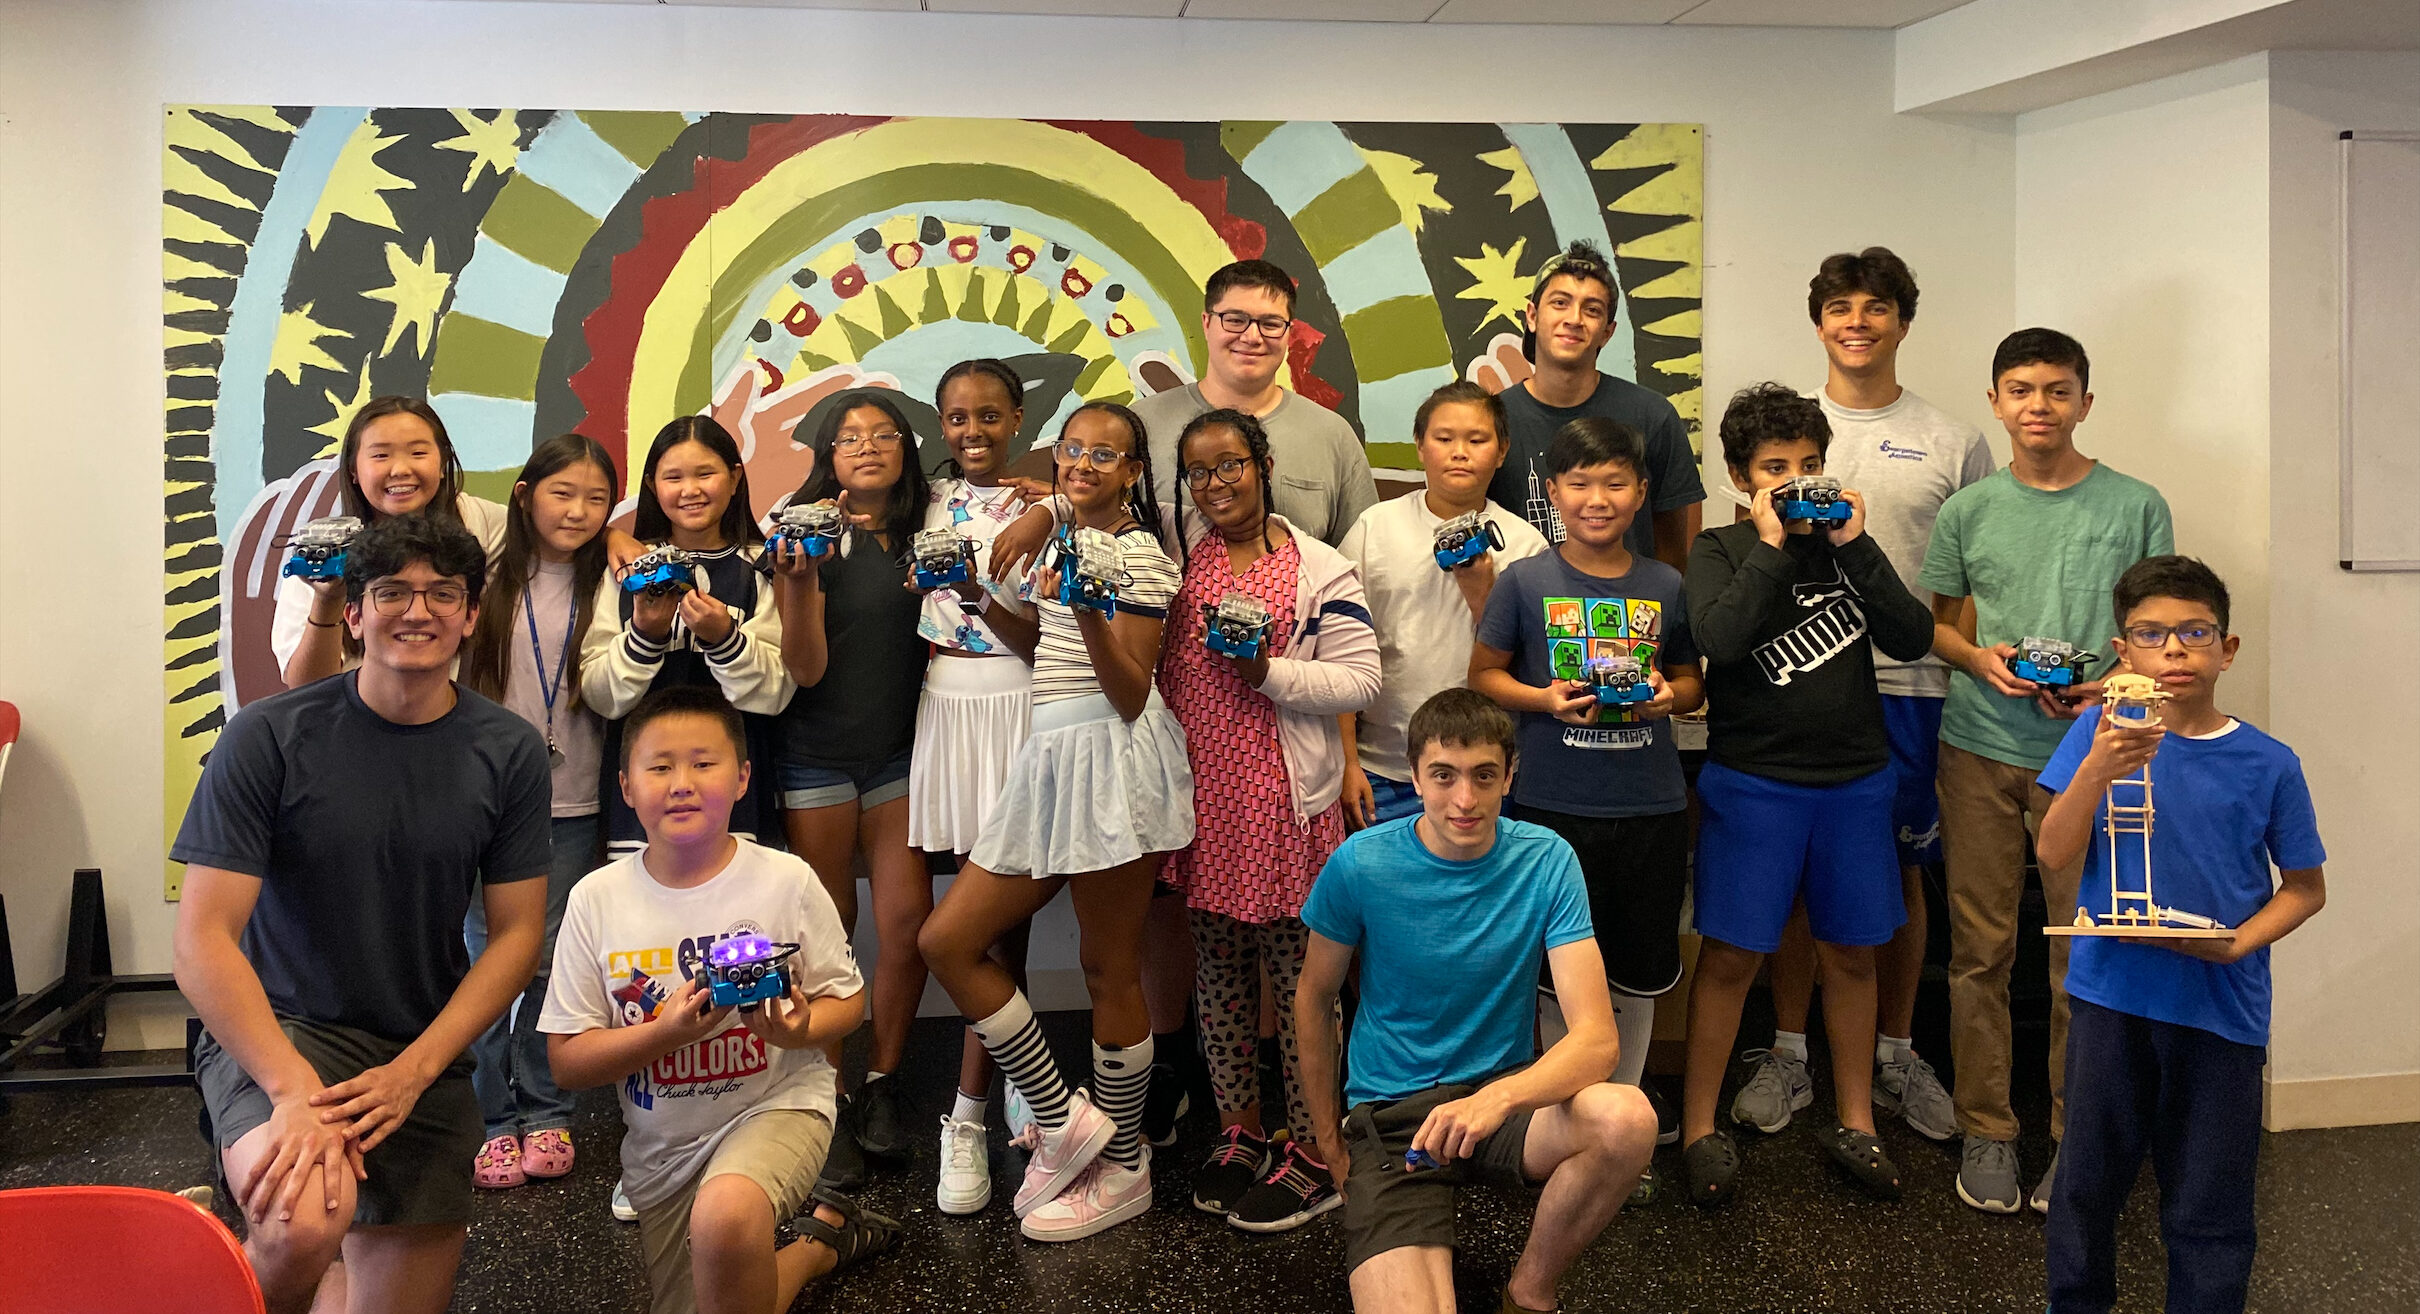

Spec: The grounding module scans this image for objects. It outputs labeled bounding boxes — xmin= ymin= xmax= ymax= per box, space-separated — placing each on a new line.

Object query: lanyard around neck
xmin=525 ymin=576 xmax=577 ymax=745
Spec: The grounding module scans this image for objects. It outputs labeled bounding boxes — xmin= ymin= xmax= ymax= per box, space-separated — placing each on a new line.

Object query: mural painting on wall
xmin=161 ymin=107 xmax=1704 ymax=895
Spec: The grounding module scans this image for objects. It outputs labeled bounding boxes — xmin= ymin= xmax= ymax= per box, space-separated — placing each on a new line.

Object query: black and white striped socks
xmin=1092 ymin=1034 xmax=1155 ymax=1169
xmin=970 ymin=992 xmax=1071 ymax=1131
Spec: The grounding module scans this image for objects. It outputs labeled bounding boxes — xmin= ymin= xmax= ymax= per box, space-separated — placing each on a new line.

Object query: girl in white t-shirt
xmin=273 ymin=396 xmax=509 ymax=687
xmin=918 ymin=401 xmax=1193 ymax=1241
xmin=457 ymin=433 xmax=619 ymax=1192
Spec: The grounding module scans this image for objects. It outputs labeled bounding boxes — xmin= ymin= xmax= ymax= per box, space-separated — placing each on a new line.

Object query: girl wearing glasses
xmin=918 ymin=401 xmax=1192 ymax=1241
xmin=1155 ymin=409 xmax=1379 ymax=1233
xmin=455 ymin=433 xmax=619 ymax=1192
xmin=763 ymin=390 xmax=935 ymax=1189
xmin=580 ymin=416 xmax=792 ymax=862
xmin=911 ymin=361 xmax=1046 ymax=1216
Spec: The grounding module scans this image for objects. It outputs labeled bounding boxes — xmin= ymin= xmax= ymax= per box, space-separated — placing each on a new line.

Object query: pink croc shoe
xmin=521 ymin=1128 xmax=575 ymax=1179
xmin=475 ymin=1134 xmax=526 ymax=1189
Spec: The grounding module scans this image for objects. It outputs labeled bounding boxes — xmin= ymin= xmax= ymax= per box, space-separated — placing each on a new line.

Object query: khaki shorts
xmin=635 ymin=1109 xmax=832 ymax=1314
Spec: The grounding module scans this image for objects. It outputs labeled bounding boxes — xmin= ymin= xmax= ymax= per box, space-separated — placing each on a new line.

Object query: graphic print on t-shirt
xmin=609 ymin=920 xmax=770 ymax=1112
xmin=1754 ymin=561 xmax=1868 ymax=688
xmin=1543 ymin=593 xmax=1661 ymax=749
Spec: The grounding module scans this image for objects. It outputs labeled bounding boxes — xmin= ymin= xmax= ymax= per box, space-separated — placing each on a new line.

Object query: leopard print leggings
xmin=1189 ymin=909 xmax=1332 ymax=1134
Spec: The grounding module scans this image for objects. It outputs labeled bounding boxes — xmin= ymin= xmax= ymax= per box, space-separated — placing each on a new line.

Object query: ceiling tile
xmin=1426 ymin=0 xmax=1699 ymax=24
xmin=1183 ymin=0 xmax=1442 ymax=18
xmin=1670 ymin=0 xmax=1970 ymax=26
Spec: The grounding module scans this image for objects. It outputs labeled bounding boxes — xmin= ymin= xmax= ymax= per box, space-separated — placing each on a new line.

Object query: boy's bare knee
xmin=1576 ymin=1082 xmax=1657 ymax=1155
xmin=688 ymin=1175 xmax=774 ymax=1260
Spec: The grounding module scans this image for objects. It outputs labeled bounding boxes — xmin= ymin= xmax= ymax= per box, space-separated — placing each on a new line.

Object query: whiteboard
xmin=2341 ymin=131 xmax=2420 ymax=572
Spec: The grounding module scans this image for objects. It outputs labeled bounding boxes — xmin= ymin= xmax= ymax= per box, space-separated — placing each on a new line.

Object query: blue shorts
xmin=1366 ymin=773 xmax=1424 ymax=825
xmin=1880 ymin=694 xmax=1945 ymax=866
xmin=779 ymin=748 xmax=912 ymax=811
xmin=1692 ymin=761 xmax=1905 ymax=954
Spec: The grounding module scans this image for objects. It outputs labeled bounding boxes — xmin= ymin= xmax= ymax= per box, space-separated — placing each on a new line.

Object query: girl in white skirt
xmin=916 ymin=400 xmax=1194 ymax=1243
xmin=912 ymin=360 xmax=1043 ymax=1215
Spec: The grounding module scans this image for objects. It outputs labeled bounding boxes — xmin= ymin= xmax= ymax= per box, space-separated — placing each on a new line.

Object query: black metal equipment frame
xmin=0 ymin=867 xmax=195 ymax=1091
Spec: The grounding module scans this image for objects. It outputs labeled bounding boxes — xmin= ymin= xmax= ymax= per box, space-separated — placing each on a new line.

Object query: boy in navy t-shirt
xmin=2035 ymin=556 xmax=2326 ymax=1314
xmin=1472 ymin=417 xmax=1704 ymax=1097
xmin=1297 ymin=689 xmax=1658 ymax=1314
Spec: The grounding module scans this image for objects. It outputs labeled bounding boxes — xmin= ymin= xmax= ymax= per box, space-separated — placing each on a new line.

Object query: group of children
xmin=170 ymin=246 xmax=2325 ymax=1314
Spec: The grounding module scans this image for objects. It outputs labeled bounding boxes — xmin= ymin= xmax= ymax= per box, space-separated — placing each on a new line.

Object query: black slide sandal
xmin=797 ymin=1186 xmax=902 ymax=1274
xmin=1815 ymin=1124 xmax=1904 ymax=1201
xmin=1681 ymin=1130 xmax=1741 ymax=1209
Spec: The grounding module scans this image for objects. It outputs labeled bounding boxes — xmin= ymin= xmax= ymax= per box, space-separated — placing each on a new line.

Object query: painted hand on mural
xmin=708 ymin=361 xmax=894 ymax=525
xmin=1466 ymin=332 xmax=1535 ymax=396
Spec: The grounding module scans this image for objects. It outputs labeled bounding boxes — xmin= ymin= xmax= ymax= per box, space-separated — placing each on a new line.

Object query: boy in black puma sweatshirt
xmin=1675 ymin=383 xmax=1935 ymax=1208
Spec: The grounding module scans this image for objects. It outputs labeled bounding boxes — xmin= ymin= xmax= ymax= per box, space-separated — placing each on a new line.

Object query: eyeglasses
xmin=1182 ymin=457 xmax=1251 ymax=490
xmin=833 ymin=431 xmax=905 ymax=454
xmin=1056 ymin=441 xmax=1131 ymax=470
xmin=2123 ymin=623 xmax=2221 ymax=649
xmin=1211 ymin=310 xmax=1294 ymax=339
xmin=365 ymin=583 xmax=469 ymax=617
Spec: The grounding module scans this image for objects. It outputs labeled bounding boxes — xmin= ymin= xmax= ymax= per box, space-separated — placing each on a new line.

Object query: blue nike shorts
xmin=1693 ymin=761 xmax=1905 ymax=953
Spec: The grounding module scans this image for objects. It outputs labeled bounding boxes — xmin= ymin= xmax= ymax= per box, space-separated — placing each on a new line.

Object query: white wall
xmin=2261 ymin=50 xmax=2420 ymax=1128
xmin=2012 ymin=54 xmax=2275 ymax=730
xmin=0 ymin=0 xmax=2014 ymax=1040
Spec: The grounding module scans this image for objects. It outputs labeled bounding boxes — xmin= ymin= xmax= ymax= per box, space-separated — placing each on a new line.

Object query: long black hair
xmin=1055 ymin=400 xmax=1162 ymax=546
xmin=462 ymin=433 xmax=618 ymax=713
xmin=794 ymin=389 xmax=931 ymax=549
xmin=1173 ymin=407 xmax=1274 ymax=568
xmin=336 ymin=396 xmax=466 ymax=528
xmin=633 ymin=415 xmax=761 ymax=549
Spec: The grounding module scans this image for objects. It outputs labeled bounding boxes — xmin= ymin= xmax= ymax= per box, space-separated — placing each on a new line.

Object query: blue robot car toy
xmin=1432 ymin=510 xmax=1506 ymax=571
xmin=280 ymin=515 xmax=364 ymax=581
xmin=1585 ymin=653 xmax=1656 ymax=706
xmin=1050 ymin=524 xmax=1125 ymax=616
xmin=767 ymin=502 xmax=846 ymax=560
xmin=1203 ymin=593 xmax=1276 ymax=661
xmin=911 ymin=527 xmax=979 ymax=591
xmin=2010 ymin=635 xmax=2100 ymax=689
xmin=1773 ymin=475 xmax=1852 ymax=526
xmin=621 ymin=546 xmax=697 ymax=598
xmin=702 ymin=934 xmax=803 ymax=1011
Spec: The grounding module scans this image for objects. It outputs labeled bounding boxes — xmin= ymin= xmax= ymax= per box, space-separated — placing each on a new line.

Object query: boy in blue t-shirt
xmin=1298 ymin=689 xmax=1658 ymax=1314
xmin=1471 ymin=417 xmax=1705 ymax=1101
xmin=2035 ymin=556 xmax=2326 ymax=1314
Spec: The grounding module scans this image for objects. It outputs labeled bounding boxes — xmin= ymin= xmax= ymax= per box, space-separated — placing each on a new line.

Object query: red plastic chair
xmin=0 ymin=1185 xmax=266 ymax=1314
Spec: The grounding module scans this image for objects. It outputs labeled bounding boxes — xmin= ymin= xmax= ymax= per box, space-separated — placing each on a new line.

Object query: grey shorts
xmin=1340 ymin=1080 xmax=1537 ymax=1272
xmin=194 ymin=1017 xmax=482 ymax=1227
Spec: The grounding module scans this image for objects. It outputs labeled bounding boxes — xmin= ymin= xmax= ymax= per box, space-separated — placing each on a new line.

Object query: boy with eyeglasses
xmin=2033 ymin=555 xmax=2324 ymax=1314
xmin=1487 ymin=240 xmax=1705 ymax=574
xmin=173 ymin=515 xmax=554 ymax=1314
xmin=1132 ymin=258 xmax=1379 ymax=548
xmin=1918 ymin=328 xmax=2173 ymax=1214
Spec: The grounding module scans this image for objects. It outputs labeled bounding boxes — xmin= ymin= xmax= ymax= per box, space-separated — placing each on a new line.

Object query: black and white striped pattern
xmin=1092 ymin=1035 xmax=1156 ymax=1169
xmin=970 ymin=991 xmax=1072 ymax=1131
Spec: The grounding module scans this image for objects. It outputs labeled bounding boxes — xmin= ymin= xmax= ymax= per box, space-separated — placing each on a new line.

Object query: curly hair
xmin=1718 ymin=382 xmax=1832 ymax=474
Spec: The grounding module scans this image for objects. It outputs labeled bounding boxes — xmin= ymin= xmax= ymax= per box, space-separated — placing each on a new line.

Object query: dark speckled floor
xmin=5 ymin=1007 xmax=2413 ymax=1314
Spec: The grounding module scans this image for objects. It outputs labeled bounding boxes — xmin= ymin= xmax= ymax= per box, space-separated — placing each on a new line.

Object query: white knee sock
xmin=1610 ymin=992 xmax=1655 ymax=1087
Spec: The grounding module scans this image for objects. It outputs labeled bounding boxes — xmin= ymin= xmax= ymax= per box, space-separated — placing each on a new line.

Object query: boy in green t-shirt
xmin=1917 ymin=328 xmax=2172 ymax=1217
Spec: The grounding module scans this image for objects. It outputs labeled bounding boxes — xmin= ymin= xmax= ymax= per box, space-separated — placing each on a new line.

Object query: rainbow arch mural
xmin=161 ymin=108 xmax=1704 ymax=895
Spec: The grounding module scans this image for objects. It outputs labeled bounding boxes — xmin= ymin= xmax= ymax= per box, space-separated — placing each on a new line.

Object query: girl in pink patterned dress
xmin=1158 ymin=409 xmax=1380 ymax=1233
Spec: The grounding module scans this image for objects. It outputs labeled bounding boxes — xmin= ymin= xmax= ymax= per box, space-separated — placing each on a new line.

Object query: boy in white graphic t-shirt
xmin=541 ymin=685 xmax=896 ymax=1313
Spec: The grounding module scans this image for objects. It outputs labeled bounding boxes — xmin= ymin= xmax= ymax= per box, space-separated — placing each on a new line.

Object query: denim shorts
xmin=778 ymin=748 xmax=912 ymax=811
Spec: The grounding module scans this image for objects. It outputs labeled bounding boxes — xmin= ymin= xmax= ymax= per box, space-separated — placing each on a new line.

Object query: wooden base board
xmin=2265 ymin=1070 xmax=2420 ymax=1130
xmin=2044 ymin=925 xmax=2234 ymax=939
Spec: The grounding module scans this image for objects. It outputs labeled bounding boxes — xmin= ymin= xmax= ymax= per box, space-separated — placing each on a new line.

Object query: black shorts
xmin=195 ymin=1017 xmax=482 ymax=1227
xmin=1505 ymin=804 xmax=1691 ymax=997
xmin=1341 ymin=1081 xmax=1536 ymax=1272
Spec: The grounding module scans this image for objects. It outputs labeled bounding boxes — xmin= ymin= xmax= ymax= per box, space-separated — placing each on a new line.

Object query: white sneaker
xmin=937 ymin=1115 xmax=993 ymax=1216
xmin=610 ymin=1179 xmax=638 ymax=1223
xmin=1019 ymin=1147 xmax=1152 ymax=1242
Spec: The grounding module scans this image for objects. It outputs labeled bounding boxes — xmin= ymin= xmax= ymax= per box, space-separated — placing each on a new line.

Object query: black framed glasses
xmin=2123 ymin=623 xmax=2222 ymax=649
xmin=833 ymin=431 xmax=905 ymax=454
xmin=1056 ymin=440 xmax=1131 ymax=470
xmin=1211 ymin=310 xmax=1293 ymax=339
xmin=366 ymin=583 xmax=469 ymax=617
xmin=1182 ymin=457 xmax=1251 ymax=490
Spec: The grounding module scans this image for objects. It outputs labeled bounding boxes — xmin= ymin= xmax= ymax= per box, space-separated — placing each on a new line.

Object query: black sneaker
xmin=1142 ymin=1062 xmax=1189 ymax=1149
xmin=854 ymin=1075 xmax=911 ymax=1162
xmin=1190 ymin=1125 xmax=1271 ymax=1214
xmin=1645 ymin=1083 xmax=1679 ymax=1146
xmin=1227 ymin=1139 xmax=1341 ymax=1233
xmin=818 ymin=1096 xmax=869 ymax=1191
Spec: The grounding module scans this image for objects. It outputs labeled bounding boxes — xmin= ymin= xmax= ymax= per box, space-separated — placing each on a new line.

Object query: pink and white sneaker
xmin=1009 ymin=1089 xmax=1115 ymax=1218
xmin=1019 ymin=1146 xmax=1152 ymax=1242
xmin=474 ymin=1134 xmax=525 ymax=1189
xmin=521 ymin=1128 xmax=575 ymax=1179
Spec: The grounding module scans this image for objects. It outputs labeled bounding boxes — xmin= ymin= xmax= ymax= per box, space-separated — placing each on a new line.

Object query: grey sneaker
xmin=2031 ymin=1141 xmax=2060 ymax=1214
xmin=1957 ymin=1135 xmax=2023 ymax=1214
xmin=1730 ymin=1048 xmax=1814 ymax=1133
xmin=1876 ymin=1053 xmax=1958 ymax=1142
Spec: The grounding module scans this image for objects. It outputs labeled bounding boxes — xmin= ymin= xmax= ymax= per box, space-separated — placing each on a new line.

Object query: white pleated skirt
xmin=968 ymin=691 xmax=1196 ymax=881
xmin=906 ymin=654 xmax=1033 ymax=855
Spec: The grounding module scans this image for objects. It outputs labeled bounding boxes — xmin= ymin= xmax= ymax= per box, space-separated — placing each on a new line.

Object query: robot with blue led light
xmin=282 ymin=515 xmax=364 ymax=581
